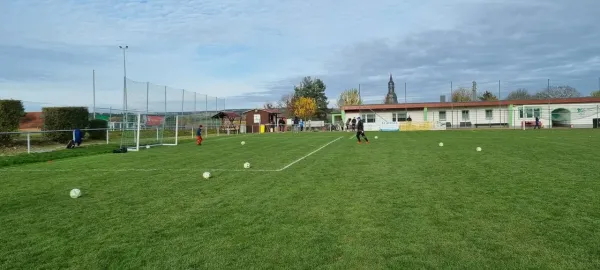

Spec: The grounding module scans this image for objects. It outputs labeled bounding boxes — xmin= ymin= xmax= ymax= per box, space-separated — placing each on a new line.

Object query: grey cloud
xmin=253 ymin=0 xmax=600 ymax=104
xmin=0 ymin=44 xmax=116 ymax=82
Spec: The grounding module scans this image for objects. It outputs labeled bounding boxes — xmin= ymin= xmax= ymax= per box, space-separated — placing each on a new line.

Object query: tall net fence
xmin=123 ymin=79 xmax=226 ymax=115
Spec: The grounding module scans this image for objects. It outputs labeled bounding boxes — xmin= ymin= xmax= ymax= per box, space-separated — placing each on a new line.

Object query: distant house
xmin=19 ymin=112 xmax=44 ymax=131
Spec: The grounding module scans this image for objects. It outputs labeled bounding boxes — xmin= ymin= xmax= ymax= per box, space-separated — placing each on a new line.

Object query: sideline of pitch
xmin=0 ymin=136 xmax=344 ymax=173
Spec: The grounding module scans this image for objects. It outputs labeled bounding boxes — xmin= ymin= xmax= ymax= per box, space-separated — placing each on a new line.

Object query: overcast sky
xmin=1 ymin=0 xmax=599 ymax=112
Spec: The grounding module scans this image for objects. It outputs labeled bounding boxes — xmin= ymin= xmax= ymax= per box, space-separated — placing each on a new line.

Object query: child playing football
xmin=196 ymin=125 xmax=203 ymax=145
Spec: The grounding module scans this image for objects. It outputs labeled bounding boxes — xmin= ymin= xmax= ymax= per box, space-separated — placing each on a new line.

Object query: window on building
xmin=526 ymin=108 xmax=534 ymax=118
xmin=361 ymin=113 xmax=376 ymax=123
xmin=439 ymin=111 xmax=446 ymax=121
xmin=519 ymin=108 xmax=524 ymax=118
xmin=461 ymin=110 xmax=470 ymax=121
xmin=392 ymin=112 xmax=407 ymax=122
xmin=520 ymin=107 xmax=541 ymax=118
xmin=485 ymin=109 xmax=493 ymax=120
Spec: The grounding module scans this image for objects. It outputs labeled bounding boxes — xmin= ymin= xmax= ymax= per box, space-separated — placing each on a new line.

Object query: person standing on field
xmin=356 ymin=117 xmax=369 ymax=144
xmin=196 ymin=125 xmax=203 ymax=145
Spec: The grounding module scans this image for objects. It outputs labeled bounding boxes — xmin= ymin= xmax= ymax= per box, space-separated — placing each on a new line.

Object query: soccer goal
xmin=519 ymin=105 xmax=548 ymax=130
xmin=120 ymin=113 xmax=179 ymax=151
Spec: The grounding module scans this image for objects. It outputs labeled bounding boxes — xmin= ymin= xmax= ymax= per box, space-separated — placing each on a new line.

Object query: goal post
xmin=520 ymin=105 xmax=549 ymax=130
xmin=120 ymin=113 xmax=179 ymax=151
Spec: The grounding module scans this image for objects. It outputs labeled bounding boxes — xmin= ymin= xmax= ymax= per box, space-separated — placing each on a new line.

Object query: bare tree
xmin=478 ymin=91 xmax=498 ymax=101
xmin=505 ymin=88 xmax=532 ymax=100
xmin=263 ymin=102 xmax=276 ymax=109
xmin=534 ymin=85 xmax=581 ymax=99
xmin=451 ymin=87 xmax=472 ymax=102
xmin=337 ymin=88 xmax=362 ymax=108
xmin=278 ymin=94 xmax=297 ymax=117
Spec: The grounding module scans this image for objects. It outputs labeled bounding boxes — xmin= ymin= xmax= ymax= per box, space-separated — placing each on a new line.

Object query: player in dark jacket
xmin=356 ymin=117 xmax=369 ymax=144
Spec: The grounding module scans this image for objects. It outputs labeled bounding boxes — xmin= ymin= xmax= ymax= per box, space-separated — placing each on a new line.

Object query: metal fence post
xmin=106 ymin=129 xmax=109 ymax=144
xmin=27 ymin=133 xmax=31 ymax=154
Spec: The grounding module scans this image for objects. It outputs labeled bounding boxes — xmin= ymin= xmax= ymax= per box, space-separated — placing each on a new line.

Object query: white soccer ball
xmin=439 ymin=142 xmax=444 ymax=147
xmin=244 ymin=162 xmax=251 ymax=169
xmin=374 ymin=136 xmax=378 ymax=139
xmin=241 ymin=141 xmax=245 ymax=145
xmin=70 ymin=189 xmax=81 ymax=198
xmin=202 ymin=172 xmax=211 ymax=179
xmin=146 ymin=145 xmax=150 ymax=149
xmin=476 ymin=147 xmax=482 ymax=152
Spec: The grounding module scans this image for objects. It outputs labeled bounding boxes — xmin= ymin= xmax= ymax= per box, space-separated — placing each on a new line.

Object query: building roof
xmin=241 ymin=108 xmax=281 ymax=114
xmin=342 ymin=97 xmax=600 ymax=111
xmin=19 ymin=112 xmax=43 ymax=130
xmin=211 ymin=111 xmax=241 ymax=119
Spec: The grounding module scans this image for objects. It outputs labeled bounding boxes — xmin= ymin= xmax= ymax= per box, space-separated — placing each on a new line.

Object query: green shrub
xmin=42 ymin=107 xmax=89 ymax=143
xmin=88 ymin=119 xmax=108 ymax=140
xmin=0 ymin=100 xmax=25 ymax=146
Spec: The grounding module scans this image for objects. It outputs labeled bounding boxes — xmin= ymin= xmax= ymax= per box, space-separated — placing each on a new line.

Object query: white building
xmin=341 ymin=97 xmax=600 ymax=131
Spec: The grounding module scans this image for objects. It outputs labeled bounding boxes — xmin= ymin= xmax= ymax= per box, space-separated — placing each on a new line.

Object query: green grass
xmin=1 ymin=130 xmax=600 ymax=269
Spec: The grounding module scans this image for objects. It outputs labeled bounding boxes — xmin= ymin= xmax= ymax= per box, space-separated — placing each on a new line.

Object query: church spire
xmin=385 ymin=73 xmax=398 ymax=104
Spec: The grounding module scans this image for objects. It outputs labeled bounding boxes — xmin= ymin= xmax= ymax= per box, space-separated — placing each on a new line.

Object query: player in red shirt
xmin=196 ymin=125 xmax=203 ymax=145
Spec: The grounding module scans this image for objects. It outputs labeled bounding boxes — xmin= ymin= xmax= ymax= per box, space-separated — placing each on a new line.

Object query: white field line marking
xmin=0 ymin=136 xmax=343 ymax=174
xmin=276 ymin=136 xmax=343 ymax=171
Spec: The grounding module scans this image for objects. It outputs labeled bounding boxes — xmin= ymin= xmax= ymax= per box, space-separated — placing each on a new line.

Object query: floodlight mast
xmin=119 ymin=45 xmax=129 ymax=126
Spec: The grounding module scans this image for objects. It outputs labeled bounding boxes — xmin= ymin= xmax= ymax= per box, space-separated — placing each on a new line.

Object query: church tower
xmin=385 ymin=73 xmax=398 ymax=104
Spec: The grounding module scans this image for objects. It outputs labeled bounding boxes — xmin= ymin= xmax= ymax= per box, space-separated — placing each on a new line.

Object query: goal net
xmin=520 ymin=105 xmax=600 ymax=129
xmin=120 ymin=113 xmax=179 ymax=151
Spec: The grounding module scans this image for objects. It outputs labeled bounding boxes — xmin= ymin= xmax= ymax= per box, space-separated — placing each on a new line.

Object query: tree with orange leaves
xmin=293 ymin=97 xmax=317 ymax=120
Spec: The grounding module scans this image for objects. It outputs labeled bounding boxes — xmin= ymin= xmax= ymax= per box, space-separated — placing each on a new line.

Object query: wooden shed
xmin=243 ymin=109 xmax=281 ymax=133
xmin=212 ymin=111 xmax=242 ymax=134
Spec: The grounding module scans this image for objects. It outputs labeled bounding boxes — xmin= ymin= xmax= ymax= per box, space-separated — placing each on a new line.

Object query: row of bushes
xmin=0 ymin=100 xmax=26 ymax=145
xmin=0 ymin=101 xmax=109 ymax=145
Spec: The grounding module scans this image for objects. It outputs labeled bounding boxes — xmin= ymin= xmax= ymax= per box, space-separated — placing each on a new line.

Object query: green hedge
xmin=88 ymin=119 xmax=108 ymax=140
xmin=42 ymin=107 xmax=89 ymax=143
xmin=0 ymin=100 xmax=25 ymax=146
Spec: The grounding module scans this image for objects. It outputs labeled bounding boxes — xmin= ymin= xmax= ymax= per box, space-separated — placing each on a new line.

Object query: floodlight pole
xmin=119 ymin=45 xmax=129 ymax=124
xmin=498 ymin=80 xmax=501 ymax=125
xmin=404 ymin=82 xmax=407 ymax=118
xmin=92 ymin=69 xmax=96 ymax=119
xmin=547 ymin=79 xmax=551 ymax=128
xmin=450 ymin=81 xmax=453 ymax=128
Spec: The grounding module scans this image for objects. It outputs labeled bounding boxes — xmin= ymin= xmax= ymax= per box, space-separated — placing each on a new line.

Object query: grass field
xmin=1 ymin=130 xmax=600 ymax=269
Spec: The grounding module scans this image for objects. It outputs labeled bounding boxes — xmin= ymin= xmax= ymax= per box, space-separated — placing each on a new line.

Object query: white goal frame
xmin=520 ymin=105 xmax=549 ymax=130
xmin=126 ymin=113 xmax=179 ymax=151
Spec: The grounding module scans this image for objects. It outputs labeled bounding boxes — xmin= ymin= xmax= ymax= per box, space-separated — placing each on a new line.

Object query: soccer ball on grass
xmin=241 ymin=141 xmax=245 ymax=145
xmin=374 ymin=136 xmax=378 ymax=139
xmin=202 ymin=172 xmax=211 ymax=179
xmin=244 ymin=162 xmax=251 ymax=169
xmin=439 ymin=142 xmax=444 ymax=147
xmin=70 ymin=188 xmax=81 ymax=199
xmin=476 ymin=147 xmax=482 ymax=152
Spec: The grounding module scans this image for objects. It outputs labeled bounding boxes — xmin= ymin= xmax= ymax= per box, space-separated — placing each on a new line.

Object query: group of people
xmin=341 ymin=117 xmax=369 ymax=143
xmin=195 ymin=115 xmax=369 ymax=146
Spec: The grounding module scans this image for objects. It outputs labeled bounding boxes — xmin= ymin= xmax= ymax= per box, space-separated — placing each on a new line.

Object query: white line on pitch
xmin=0 ymin=136 xmax=343 ymax=174
xmin=276 ymin=136 xmax=343 ymax=171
